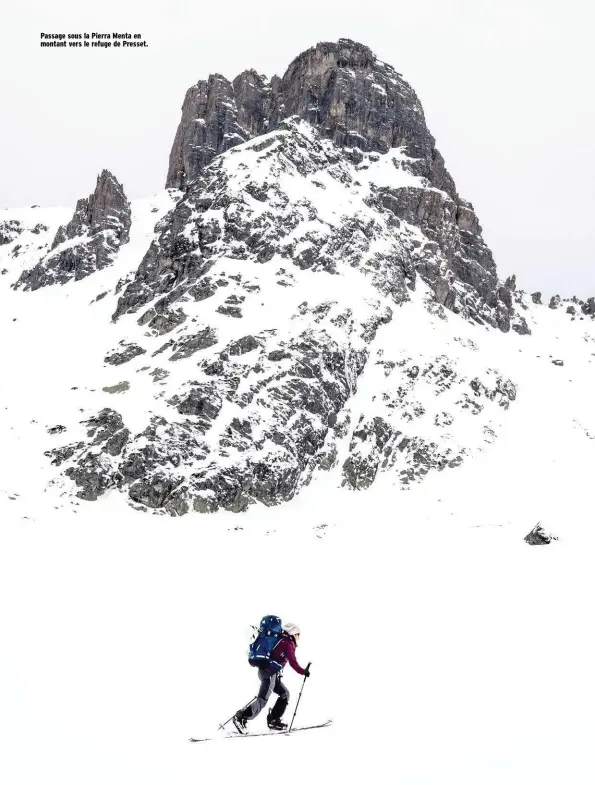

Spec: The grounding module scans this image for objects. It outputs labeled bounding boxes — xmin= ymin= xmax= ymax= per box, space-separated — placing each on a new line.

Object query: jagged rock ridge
xmin=167 ymin=39 xmax=446 ymax=191
xmin=164 ymin=39 xmax=510 ymax=330
xmin=41 ymin=118 xmax=518 ymax=515
xmin=9 ymin=39 xmax=554 ymax=516
xmin=16 ymin=170 xmax=131 ymax=291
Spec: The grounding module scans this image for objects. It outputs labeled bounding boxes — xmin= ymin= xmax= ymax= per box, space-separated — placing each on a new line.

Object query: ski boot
xmin=232 ymin=712 xmax=248 ymax=734
xmin=267 ymin=712 xmax=288 ymax=731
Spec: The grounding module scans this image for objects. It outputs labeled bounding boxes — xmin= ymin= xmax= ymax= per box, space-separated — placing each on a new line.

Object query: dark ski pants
xmin=242 ymin=668 xmax=289 ymax=722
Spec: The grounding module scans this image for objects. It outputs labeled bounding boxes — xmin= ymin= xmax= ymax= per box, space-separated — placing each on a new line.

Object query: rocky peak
xmin=16 ymin=170 xmax=131 ymax=290
xmin=162 ymin=39 xmax=506 ymax=327
xmin=232 ymin=69 xmax=281 ymax=138
xmin=166 ymin=40 xmax=456 ymax=195
xmin=280 ymin=39 xmax=432 ymax=160
xmin=87 ymin=169 xmax=131 ymax=239
xmin=54 ymin=169 xmax=130 ymax=247
xmin=166 ymin=74 xmax=257 ymax=189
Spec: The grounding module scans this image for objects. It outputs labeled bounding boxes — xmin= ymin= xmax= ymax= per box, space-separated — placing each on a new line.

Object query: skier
xmin=234 ymin=621 xmax=310 ymax=732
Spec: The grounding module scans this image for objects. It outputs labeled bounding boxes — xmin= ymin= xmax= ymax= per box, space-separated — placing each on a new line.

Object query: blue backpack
xmin=248 ymin=615 xmax=283 ymax=670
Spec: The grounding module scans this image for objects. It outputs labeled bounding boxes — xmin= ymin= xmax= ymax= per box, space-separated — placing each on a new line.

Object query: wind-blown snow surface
xmin=2 ymin=196 xmax=595 ymax=783
xmin=1 ymin=491 xmax=595 ymax=785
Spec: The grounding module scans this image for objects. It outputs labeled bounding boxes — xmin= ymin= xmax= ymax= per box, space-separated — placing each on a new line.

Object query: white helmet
xmin=283 ymin=622 xmax=301 ymax=641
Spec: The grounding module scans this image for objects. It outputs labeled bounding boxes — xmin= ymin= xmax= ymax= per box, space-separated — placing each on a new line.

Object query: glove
xmin=304 ymin=664 xmax=311 ymax=678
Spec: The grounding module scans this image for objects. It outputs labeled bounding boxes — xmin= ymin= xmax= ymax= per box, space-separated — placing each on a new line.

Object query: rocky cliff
xmin=4 ymin=39 xmax=556 ymax=517
xmin=40 ymin=118 xmax=517 ymax=515
xmin=16 ymin=170 xmax=130 ymax=290
xmin=167 ymin=40 xmax=442 ymax=189
xmin=165 ymin=39 xmax=512 ymax=331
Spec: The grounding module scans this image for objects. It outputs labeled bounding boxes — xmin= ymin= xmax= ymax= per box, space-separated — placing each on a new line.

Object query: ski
xmin=189 ymin=719 xmax=332 ymax=743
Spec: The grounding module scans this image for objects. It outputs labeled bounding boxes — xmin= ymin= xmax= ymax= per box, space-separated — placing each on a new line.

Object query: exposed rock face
xmin=166 ymin=71 xmax=280 ymax=189
xmin=49 ymin=299 xmax=517 ymax=514
xmin=167 ymin=40 xmax=449 ymax=191
xmin=40 ymin=40 xmax=528 ymax=516
xmin=0 ymin=219 xmax=24 ymax=246
xmin=115 ymin=121 xmax=417 ymax=323
xmin=105 ymin=342 xmax=146 ymax=366
xmin=62 ymin=409 xmax=130 ymax=500
xmin=512 ymin=316 xmax=531 ymax=336
xmin=279 ymin=41 xmax=439 ymax=174
xmin=53 ymin=285 xmax=396 ymax=512
xmin=164 ymin=39 xmax=502 ymax=330
xmin=16 ymin=170 xmax=131 ymax=290
xmin=524 ymin=523 xmax=558 ymax=545
xmin=342 ymin=353 xmax=516 ymax=490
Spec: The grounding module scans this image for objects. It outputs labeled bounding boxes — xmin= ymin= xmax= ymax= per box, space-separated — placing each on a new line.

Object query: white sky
xmin=1 ymin=0 xmax=593 ymax=297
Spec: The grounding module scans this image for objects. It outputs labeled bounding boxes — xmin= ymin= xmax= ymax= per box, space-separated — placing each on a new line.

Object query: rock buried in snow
xmin=105 ymin=342 xmax=147 ymax=365
xmin=102 ymin=381 xmax=130 ymax=394
xmin=551 ymin=359 xmax=564 ymax=366
xmin=524 ymin=524 xmax=558 ymax=545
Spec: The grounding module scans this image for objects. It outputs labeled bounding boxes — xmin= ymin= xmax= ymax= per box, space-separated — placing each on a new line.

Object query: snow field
xmin=1 ymin=183 xmax=595 ymax=783
xmin=1 ymin=469 xmax=595 ymax=784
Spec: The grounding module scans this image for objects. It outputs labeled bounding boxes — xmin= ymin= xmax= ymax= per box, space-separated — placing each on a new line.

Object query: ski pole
xmin=288 ymin=662 xmax=311 ymax=733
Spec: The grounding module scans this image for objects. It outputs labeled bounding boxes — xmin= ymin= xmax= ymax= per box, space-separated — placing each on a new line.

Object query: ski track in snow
xmin=1 ymin=193 xmax=595 ymax=784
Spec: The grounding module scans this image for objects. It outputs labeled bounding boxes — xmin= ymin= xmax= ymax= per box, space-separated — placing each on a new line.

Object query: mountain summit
xmin=0 ymin=40 xmax=593 ymax=516
xmin=165 ymin=39 xmax=513 ymax=333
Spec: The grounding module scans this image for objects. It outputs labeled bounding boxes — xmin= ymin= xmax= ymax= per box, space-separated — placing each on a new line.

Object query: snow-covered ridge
xmin=13 ymin=170 xmax=132 ymax=291
xmin=1 ymin=44 xmax=594 ymax=518
xmin=1 ymin=119 xmax=592 ymax=517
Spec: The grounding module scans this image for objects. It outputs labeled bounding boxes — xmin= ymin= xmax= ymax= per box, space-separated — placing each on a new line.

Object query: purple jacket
xmin=271 ymin=636 xmax=306 ymax=675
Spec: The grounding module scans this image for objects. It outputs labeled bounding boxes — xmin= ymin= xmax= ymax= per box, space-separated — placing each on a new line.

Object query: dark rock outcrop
xmin=342 ymin=354 xmax=516 ymax=490
xmin=167 ymin=40 xmax=451 ymax=193
xmin=44 ymin=40 xmax=526 ymax=516
xmin=512 ymin=316 xmax=531 ymax=336
xmin=524 ymin=523 xmax=558 ymax=545
xmin=166 ymin=71 xmax=280 ymax=189
xmin=105 ymin=342 xmax=146 ymax=366
xmin=170 ymin=328 xmax=218 ymax=361
xmin=115 ymin=121 xmax=416 ymax=323
xmin=163 ymin=39 xmax=503 ymax=330
xmin=0 ymin=219 xmax=24 ymax=246
xmin=549 ymin=294 xmax=561 ymax=310
xmin=279 ymin=41 xmax=440 ymax=177
xmin=48 ymin=306 xmax=397 ymax=513
xmin=16 ymin=170 xmax=131 ymax=290
xmin=57 ymin=409 xmax=130 ymax=501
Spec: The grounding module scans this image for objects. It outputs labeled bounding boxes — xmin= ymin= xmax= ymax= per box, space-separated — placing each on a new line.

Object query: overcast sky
xmin=1 ymin=0 xmax=593 ymax=297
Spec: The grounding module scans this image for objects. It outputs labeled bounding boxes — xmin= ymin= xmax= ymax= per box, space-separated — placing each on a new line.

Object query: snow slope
xmin=1 ymin=106 xmax=595 ymax=785
xmin=1 ymin=243 xmax=595 ymax=782
xmin=0 ymin=122 xmax=527 ymax=516
xmin=1 ymin=479 xmax=595 ymax=784
xmin=0 ymin=190 xmax=180 ymax=501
